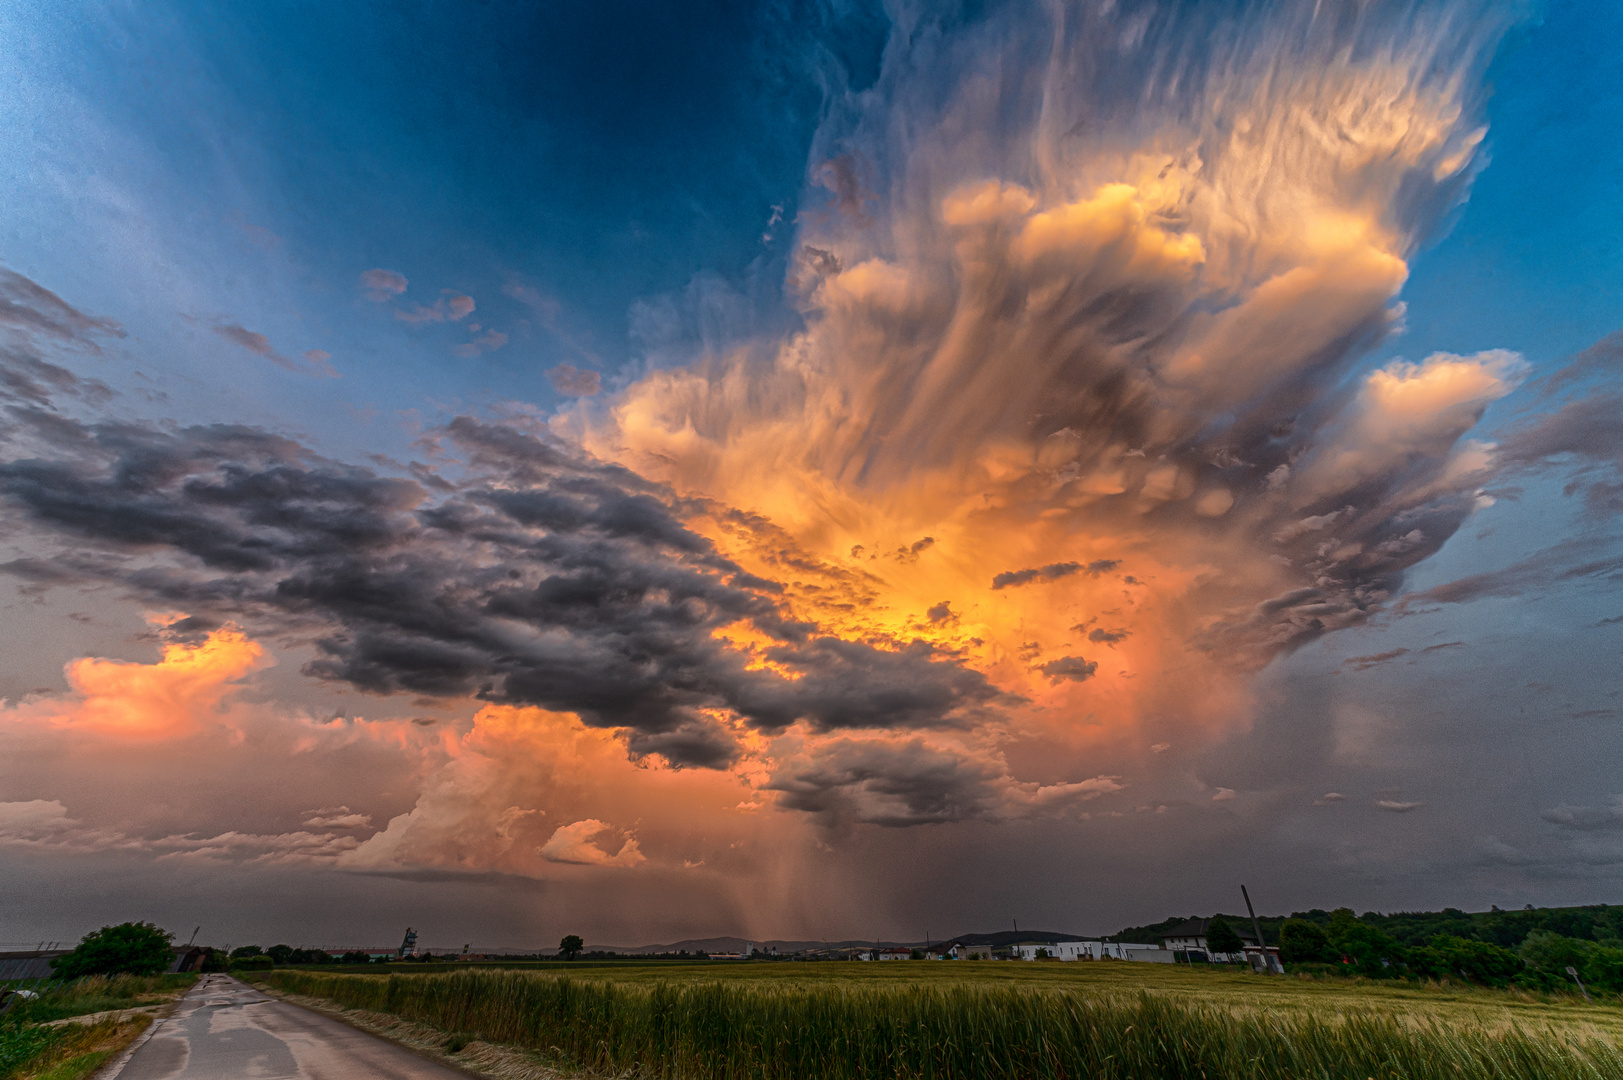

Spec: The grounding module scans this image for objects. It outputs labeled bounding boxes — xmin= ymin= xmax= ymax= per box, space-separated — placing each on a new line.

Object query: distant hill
xmin=584 ymin=937 xmax=913 ymax=955
xmin=585 ymin=931 xmax=1085 ymax=954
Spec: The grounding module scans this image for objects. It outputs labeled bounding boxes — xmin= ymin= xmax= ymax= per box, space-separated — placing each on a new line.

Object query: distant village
xmin=0 ymin=917 xmax=1280 ymax=980
xmin=9 ymin=902 xmax=1619 ymax=983
xmin=706 ymin=919 xmax=1281 ymax=971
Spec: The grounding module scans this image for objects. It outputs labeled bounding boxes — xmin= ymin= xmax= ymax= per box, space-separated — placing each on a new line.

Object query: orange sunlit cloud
xmin=5 ymin=624 xmax=269 ymax=740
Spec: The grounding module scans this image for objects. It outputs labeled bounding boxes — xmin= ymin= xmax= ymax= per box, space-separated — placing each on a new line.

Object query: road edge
xmin=246 ymin=981 xmax=575 ymax=1080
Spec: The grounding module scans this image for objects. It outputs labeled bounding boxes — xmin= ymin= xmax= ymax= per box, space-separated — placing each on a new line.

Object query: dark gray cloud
xmin=0 ymin=270 xmax=121 ymax=412
xmin=767 ymin=738 xmax=1005 ymax=827
xmin=1342 ymin=647 xmax=1408 ymax=671
xmin=0 ymin=269 xmax=124 ymax=345
xmin=991 ymin=559 xmax=1115 ymax=590
xmin=0 ymin=264 xmax=1008 ymax=774
xmin=1400 ymin=539 xmax=1623 ymax=608
xmin=1037 ymin=655 xmax=1096 ymax=683
xmin=0 ymin=409 xmax=1005 ymax=766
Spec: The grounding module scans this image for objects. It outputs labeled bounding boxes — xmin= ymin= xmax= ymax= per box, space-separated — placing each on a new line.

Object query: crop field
xmin=262 ymin=961 xmax=1623 ymax=1080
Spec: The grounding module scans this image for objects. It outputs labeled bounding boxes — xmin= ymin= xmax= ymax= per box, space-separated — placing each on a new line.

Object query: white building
xmin=1155 ymin=919 xmax=1279 ymax=964
xmin=1011 ymin=941 xmax=1168 ymax=961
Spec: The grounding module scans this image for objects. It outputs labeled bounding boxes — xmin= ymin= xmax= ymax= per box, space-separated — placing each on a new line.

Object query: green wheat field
xmin=262 ymin=961 xmax=1623 ymax=1079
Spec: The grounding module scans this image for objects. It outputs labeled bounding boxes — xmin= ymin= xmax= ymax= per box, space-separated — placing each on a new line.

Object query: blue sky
xmin=0 ymin=0 xmax=891 ymax=451
xmin=1 ymin=0 xmax=1612 ymax=433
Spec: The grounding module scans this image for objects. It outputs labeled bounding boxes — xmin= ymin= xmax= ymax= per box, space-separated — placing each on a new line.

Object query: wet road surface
xmin=112 ymin=974 xmax=469 ymax=1079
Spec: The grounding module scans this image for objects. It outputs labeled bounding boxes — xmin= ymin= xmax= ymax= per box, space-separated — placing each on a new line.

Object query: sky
xmin=0 ymin=0 xmax=1620 ymax=952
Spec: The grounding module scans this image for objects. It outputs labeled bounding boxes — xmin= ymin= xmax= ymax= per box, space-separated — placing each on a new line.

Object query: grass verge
xmin=4 ymin=974 xmax=196 ymax=1024
xmin=263 ymin=967 xmax=1623 ymax=1080
xmin=0 ymin=1015 xmax=152 ymax=1080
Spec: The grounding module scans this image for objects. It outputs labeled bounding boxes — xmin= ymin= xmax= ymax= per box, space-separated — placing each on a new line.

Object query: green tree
xmin=266 ymin=944 xmax=295 ymax=964
xmin=1409 ymin=935 xmax=1524 ymax=987
xmin=1520 ymin=930 xmax=1592 ymax=976
xmin=1327 ymin=908 xmax=1404 ymax=977
xmin=52 ymin=922 xmax=174 ymax=978
xmin=230 ymin=945 xmax=263 ymax=959
xmin=1280 ymin=919 xmax=1334 ymax=964
xmin=1583 ymin=945 xmax=1623 ymax=992
xmin=1205 ymin=917 xmax=1245 ymax=958
xmin=559 ymin=934 xmax=584 ymax=960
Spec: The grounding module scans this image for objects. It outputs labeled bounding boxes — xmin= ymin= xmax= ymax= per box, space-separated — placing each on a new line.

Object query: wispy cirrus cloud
xmin=212 ymin=323 xmax=338 ymax=377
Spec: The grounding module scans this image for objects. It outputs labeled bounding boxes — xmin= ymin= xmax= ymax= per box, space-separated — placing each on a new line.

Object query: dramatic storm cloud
xmin=1 ymin=0 xmax=1620 ymax=947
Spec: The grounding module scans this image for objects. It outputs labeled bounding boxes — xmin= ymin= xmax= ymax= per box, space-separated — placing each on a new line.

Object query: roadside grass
xmin=4 ymin=974 xmax=195 ymax=1024
xmin=0 ymin=1015 xmax=151 ymax=1080
xmin=262 ymin=966 xmax=1623 ymax=1080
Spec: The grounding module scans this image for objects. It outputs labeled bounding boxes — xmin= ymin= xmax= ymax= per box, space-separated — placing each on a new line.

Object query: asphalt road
xmin=111 ymin=974 xmax=469 ymax=1080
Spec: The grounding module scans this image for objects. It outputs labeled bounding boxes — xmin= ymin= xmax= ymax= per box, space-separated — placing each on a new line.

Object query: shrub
xmin=52 ymin=922 xmax=174 ymax=978
xmin=1409 ymin=936 xmax=1524 ymax=987
xmin=1280 ymin=920 xmax=1334 ymax=964
xmin=230 ymin=954 xmax=274 ymax=971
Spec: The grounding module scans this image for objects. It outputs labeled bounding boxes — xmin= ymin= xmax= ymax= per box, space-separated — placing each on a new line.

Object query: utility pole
xmin=187 ymin=926 xmax=201 ymax=947
xmin=1568 ymin=965 xmax=1592 ymax=1003
xmin=1241 ymin=885 xmax=1276 ymax=974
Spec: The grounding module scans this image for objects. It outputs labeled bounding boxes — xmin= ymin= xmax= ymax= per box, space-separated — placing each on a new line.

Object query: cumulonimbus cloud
xmin=4 ymin=0 xmax=1622 ymax=857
